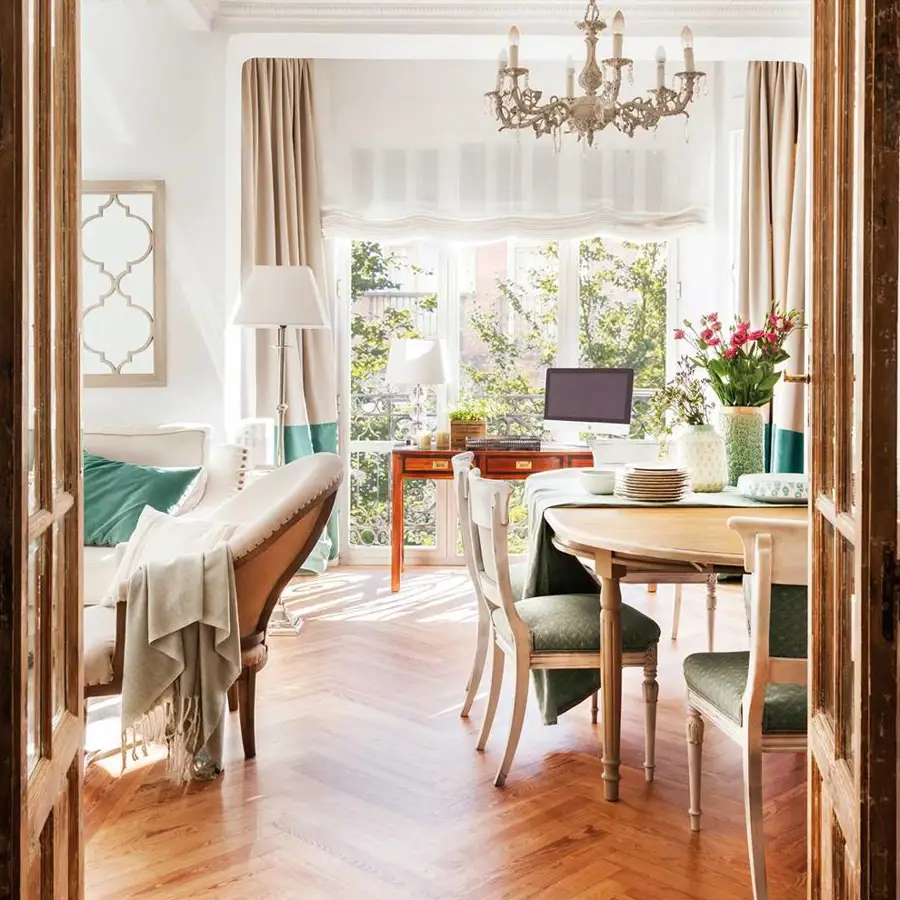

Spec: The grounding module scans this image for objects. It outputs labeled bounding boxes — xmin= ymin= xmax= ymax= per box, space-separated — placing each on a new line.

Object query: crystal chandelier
xmin=486 ymin=1 xmax=706 ymax=146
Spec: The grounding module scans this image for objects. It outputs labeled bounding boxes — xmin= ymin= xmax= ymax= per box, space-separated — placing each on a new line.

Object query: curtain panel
xmin=241 ymin=57 xmax=338 ymax=566
xmin=316 ymin=60 xmax=716 ymax=241
xmin=738 ymin=61 xmax=808 ymax=473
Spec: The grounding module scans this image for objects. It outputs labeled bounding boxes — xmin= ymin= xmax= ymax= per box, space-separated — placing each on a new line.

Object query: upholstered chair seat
xmin=492 ymin=594 xmax=661 ymax=655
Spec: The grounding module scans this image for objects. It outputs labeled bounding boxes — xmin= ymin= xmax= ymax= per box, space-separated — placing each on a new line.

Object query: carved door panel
xmin=808 ymin=0 xmax=898 ymax=895
xmin=0 ymin=0 xmax=84 ymax=896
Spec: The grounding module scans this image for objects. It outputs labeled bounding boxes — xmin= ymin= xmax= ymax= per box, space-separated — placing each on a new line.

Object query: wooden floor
xmin=84 ymin=568 xmax=806 ymax=900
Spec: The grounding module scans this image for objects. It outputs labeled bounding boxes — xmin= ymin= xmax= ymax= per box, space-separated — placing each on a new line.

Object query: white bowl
xmin=579 ymin=467 xmax=617 ymax=495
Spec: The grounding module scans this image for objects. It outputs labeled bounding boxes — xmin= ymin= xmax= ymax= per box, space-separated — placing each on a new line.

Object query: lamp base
xmin=267 ymin=600 xmax=305 ymax=636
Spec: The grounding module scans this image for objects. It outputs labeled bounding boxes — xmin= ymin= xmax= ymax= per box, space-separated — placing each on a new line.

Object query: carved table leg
xmin=599 ymin=574 xmax=623 ymax=801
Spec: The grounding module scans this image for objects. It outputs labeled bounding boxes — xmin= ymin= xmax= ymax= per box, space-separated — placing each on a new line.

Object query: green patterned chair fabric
xmin=683 ymin=651 xmax=807 ymax=733
xmin=491 ymin=593 xmax=661 ymax=654
xmin=741 ymin=581 xmax=808 ymax=658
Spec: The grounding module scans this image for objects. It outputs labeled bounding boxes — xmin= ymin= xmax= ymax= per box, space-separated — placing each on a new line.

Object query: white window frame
xmin=335 ymin=236 xmax=678 ymax=566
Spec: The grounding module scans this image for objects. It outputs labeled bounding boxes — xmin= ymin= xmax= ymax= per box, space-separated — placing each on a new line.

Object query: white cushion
xmin=84 ymin=605 xmax=118 ymax=687
xmin=83 ymin=545 xmax=125 ymax=607
xmin=83 ymin=424 xmax=212 ymax=514
xmin=101 ymin=507 xmax=237 ymax=607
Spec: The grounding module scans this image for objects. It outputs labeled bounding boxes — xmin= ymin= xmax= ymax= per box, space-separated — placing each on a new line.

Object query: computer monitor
xmin=543 ymin=367 xmax=635 ymax=436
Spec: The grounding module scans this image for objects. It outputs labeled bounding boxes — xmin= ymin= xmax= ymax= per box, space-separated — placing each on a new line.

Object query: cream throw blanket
xmin=120 ymin=543 xmax=241 ymax=782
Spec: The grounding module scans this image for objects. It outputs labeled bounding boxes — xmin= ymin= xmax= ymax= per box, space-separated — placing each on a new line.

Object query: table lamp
xmin=235 ymin=265 xmax=330 ymax=466
xmin=386 ymin=338 xmax=449 ymax=441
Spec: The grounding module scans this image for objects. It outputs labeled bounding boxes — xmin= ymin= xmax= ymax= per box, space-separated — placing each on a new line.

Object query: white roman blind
xmin=316 ymin=59 xmax=716 ymax=240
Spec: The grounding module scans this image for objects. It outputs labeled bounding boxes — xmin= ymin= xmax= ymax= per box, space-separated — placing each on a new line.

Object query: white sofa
xmin=82 ymin=425 xmax=248 ymax=688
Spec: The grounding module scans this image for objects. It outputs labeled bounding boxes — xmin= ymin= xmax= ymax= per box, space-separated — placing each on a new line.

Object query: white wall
xmin=81 ymin=1 xmax=228 ymax=437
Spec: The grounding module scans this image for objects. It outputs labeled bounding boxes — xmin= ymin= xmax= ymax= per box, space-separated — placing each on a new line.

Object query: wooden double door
xmin=0 ymin=0 xmax=84 ymax=896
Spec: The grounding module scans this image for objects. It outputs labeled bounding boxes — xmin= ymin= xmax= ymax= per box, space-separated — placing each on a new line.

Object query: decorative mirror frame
xmin=81 ymin=180 xmax=167 ymax=387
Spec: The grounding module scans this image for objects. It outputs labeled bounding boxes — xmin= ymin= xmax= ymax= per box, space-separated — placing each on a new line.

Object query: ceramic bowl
xmin=736 ymin=472 xmax=808 ymax=503
xmin=579 ymin=467 xmax=618 ymax=495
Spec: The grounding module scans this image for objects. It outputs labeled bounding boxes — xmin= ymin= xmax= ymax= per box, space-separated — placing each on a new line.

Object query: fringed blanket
xmin=120 ymin=543 xmax=241 ymax=782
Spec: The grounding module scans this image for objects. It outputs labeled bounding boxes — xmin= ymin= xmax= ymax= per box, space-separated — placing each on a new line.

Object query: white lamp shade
xmin=386 ymin=338 xmax=449 ymax=386
xmin=235 ymin=265 xmax=330 ymax=329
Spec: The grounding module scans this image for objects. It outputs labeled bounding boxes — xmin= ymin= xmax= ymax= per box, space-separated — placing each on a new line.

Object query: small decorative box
xmin=736 ymin=473 xmax=808 ymax=503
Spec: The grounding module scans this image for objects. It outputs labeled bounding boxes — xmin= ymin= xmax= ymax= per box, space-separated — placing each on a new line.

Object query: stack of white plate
xmin=614 ymin=464 xmax=690 ymax=503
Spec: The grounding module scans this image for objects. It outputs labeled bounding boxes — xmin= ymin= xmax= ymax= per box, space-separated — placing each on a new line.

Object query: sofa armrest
xmin=188 ymin=443 xmax=249 ymax=517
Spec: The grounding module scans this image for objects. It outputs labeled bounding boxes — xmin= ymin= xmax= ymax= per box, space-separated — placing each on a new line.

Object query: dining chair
xmin=467 ymin=468 xmax=661 ymax=787
xmin=452 ymin=452 xmax=531 ymax=718
xmin=683 ymin=516 xmax=807 ymax=900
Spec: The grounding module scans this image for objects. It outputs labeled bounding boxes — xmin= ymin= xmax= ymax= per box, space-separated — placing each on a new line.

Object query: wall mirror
xmin=81 ymin=180 xmax=166 ymax=386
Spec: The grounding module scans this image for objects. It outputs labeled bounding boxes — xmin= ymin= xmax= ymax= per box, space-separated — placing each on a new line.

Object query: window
xmin=337 ymin=236 xmax=671 ymax=562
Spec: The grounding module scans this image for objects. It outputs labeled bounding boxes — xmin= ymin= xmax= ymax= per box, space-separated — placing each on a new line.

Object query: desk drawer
xmin=403 ymin=456 xmax=453 ymax=474
xmin=483 ymin=455 xmax=563 ymax=475
xmin=566 ymin=456 xmax=594 ymax=469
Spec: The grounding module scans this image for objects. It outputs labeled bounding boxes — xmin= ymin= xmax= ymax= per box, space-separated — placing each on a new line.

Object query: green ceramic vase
xmin=720 ymin=406 xmax=765 ymax=486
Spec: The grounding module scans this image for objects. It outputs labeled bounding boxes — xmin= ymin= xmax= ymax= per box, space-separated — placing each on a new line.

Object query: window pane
xmin=458 ymin=240 xmax=558 ymax=436
xmin=578 ymin=238 xmax=668 ymax=435
xmin=348 ymin=240 xmax=440 ymax=549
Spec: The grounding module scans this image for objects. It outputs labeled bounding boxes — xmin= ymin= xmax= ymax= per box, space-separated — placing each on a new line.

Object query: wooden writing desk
xmin=390 ymin=446 xmax=593 ymax=591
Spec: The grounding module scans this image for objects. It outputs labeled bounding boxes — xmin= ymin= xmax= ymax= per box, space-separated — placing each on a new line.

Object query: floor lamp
xmin=235 ymin=264 xmax=330 ymax=632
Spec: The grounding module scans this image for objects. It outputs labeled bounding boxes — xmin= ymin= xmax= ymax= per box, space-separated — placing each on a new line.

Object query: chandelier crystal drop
xmin=486 ymin=1 xmax=706 ymax=146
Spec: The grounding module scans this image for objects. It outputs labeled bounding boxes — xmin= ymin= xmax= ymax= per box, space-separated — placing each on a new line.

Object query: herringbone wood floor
xmin=84 ymin=568 xmax=806 ymax=900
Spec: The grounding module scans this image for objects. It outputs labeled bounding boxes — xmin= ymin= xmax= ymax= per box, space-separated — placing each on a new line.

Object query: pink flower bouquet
xmin=674 ymin=306 xmax=804 ymax=407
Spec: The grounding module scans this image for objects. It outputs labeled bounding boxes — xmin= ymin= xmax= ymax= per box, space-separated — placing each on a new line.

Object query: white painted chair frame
xmin=453 ymin=453 xmax=602 ymax=722
xmin=685 ymin=516 xmax=808 ymax=900
xmin=468 ymin=469 xmax=659 ymax=787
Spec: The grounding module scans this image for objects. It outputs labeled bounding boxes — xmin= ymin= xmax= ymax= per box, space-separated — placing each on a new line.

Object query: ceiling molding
xmin=166 ymin=0 xmax=219 ymax=30
xmin=214 ymin=0 xmax=809 ymax=34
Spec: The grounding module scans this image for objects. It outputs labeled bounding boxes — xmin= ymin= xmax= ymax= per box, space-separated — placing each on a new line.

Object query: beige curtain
xmin=241 ymin=58 xmax=337 ymax=564
xmin=738 ymin=61 xmax=808 ymax=473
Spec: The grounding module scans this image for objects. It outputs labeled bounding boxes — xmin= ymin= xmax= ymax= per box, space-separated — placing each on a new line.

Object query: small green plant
xmin=640 ymin=358 xmax=712 ymax=442
xmin=448 ymin=398 xmax=491 ymax=422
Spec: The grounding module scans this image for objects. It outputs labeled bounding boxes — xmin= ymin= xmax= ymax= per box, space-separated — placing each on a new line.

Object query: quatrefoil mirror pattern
xmin=81 ymin=181 xmax=166 ymax=386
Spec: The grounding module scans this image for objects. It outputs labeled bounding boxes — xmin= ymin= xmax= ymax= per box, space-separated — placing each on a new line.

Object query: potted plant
xmin=448 ymin=398 xmax=490 ymax=450
xmin=642 ymin=360 xmax=726 ymax=492
xmin=674 ymin=305 xmax=804 ymax=484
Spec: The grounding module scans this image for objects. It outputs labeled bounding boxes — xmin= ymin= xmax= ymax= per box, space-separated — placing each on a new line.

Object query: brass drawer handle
xmin=515 ymin=460 xmax=533 ymax=470
xmin=431 ymin=460 xmax=449 ymax=470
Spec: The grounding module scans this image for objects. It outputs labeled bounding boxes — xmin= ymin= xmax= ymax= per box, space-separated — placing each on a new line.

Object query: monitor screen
xmin=543 ymin=367 xmax=635 ymax=425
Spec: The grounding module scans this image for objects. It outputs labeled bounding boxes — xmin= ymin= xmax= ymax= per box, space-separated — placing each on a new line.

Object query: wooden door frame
xmin=0 ymin=0 xmax=84 ymax=896
xmin=809 ymin=0 xmax=899 ymax=894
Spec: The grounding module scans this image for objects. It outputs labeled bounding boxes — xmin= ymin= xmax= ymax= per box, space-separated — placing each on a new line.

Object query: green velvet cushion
xmin=683 ymin=651 xmax=807 ymax=733
xmin=83 ymin=453 xmax=202 ymax=547
xmin=742 ymin=580 xmax=808 ymax=658
xmin=492 ymin=593 xmax=660 ymax=654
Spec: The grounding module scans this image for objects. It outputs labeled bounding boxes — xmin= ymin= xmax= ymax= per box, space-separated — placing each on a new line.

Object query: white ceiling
xmin=176 ymin=0 xmax=810 ymax=37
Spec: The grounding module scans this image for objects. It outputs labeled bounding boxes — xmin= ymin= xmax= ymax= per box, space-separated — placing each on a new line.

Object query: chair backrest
xmin=452 ymin=451 xmax=478 ymax=578
xmin=213 ymin=453 xmax=343 ymax=639
xmin=467 ymin=469 xmax=528 ymax=641
xmin=728 ymin=516 xmax=809 ymax=727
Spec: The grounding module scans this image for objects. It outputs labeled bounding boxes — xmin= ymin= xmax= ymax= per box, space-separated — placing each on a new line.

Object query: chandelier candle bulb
xmin=565 ymin=55 xmax=576 ymax=96
xmin=508 ymin=26 xmax=520 ymax=68
xmin=496 ymin=49 xmax=507 ymax=90
xmin=681 ymin=26 xmax=695 ymax=72
xmin=655 ymin=45 xmax=666 ymax=88
xmin=612 ymin=10 xmax=624 ymax=58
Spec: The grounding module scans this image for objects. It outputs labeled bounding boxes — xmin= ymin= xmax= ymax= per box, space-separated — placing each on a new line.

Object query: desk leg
xmin=599 ymin=575 xmax=623 ymax=801
xmin=391 ymin=459 xmax=404 ymax=593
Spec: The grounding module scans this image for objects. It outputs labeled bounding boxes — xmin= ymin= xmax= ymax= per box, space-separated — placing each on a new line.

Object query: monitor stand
xmin=543 ymin=422 xmax=630 ymax=450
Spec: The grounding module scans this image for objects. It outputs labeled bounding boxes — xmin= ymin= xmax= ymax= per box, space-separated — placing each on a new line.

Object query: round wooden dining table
xmin=543 ymin=504 xmax=808 ymax=801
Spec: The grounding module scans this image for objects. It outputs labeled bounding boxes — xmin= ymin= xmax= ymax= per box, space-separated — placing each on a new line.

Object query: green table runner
xmin=522 ymin=470 xmax=805 ymax=724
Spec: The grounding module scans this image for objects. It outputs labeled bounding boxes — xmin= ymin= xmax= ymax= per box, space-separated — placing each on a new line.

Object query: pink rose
xmin=731 ymin=330 xmax=748 ymax=347
xmin=673 ymin=328 xmax=686 ymax=339
xmin=723 ymin=347 xmax=737 ymax=359
xmin=707 ymin=312 xmax=719 ymax=322
xmin=707 ymin=336 xmax=721 ymax=347
xmin=737 ymin=320 xmax=751 ymax=333
xmin=783 ymin=318 xmax=795 ymax=332
xmin=748 ymin=329 xmax=765 ymax=341
xmin=712 ymin=320 xmax=722 ymax=331
xmin=765 ymin=332 xmax=778 ymax=343
xmin=700 ymin=328 xmax=714 ymax=341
